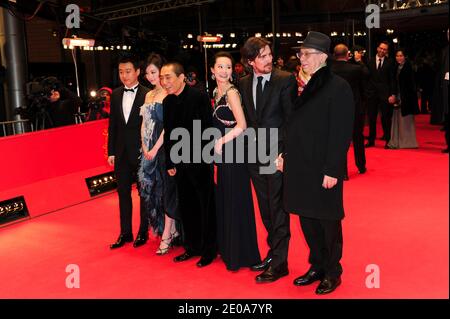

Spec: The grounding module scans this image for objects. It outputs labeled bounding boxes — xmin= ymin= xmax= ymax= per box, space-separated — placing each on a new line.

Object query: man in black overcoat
xmin=282 ymin=32 xmax=354 ymax=295
xmin=161 ymin=62 xmax=217 ymax=268
xmin=331 ymin=44 xmax=368 ymax=177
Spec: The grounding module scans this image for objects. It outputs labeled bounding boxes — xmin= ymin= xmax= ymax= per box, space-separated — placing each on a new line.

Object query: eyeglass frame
xmin=296 ymin=50 xmax=323 ymax=59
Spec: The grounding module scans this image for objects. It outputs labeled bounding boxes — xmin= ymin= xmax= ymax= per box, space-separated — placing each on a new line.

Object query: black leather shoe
xmin=343 ymin=174 xmax=349 ymax=181
xmin=365 ymin=142 xmax=375 ymax=147
xmin=358 ymin=167 xmax=367 ymax=174
xmin=250 ymin=257 xmax=272 ymax=272
xmin=110 ymin=234 xmax=133 ymax=249
xmin=293 ymin=269 xmax=324 ymax=286
xmin=442 ymin=148 xmax=449 ymax=153
xmin=255 ymin=265 xmax=289 ymax=283
xmin=315 ymin=276 xmax=342 ymax=295
xmin=133 ymin=234 xmax=148 ymax=248
xmin=174 ymin=251 xmax=195 ymax=262
xmin=196 ymin=255 xmax=216 ymax=267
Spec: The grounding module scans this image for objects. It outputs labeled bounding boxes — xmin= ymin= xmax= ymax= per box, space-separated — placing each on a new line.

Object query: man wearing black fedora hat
xmin=280 ymin=31 xmax=354 ymax=295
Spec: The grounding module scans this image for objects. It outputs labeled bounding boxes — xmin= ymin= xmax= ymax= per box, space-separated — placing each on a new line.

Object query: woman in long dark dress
xmin=211 ymin=52 xmax=261 ymax=271
xmin=386 ymin=49 xmax=419 ymax=149
xmin=138 ymin=53 xmax=180 ymax=255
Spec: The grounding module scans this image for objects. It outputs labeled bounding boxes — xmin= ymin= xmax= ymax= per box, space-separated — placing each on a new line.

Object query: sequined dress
xmin=138 ymin=102 xmax=178 ymax=236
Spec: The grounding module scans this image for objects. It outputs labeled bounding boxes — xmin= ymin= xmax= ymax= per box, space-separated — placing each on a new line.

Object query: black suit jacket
xmin=108 ymin=84 xmax=149 ymax=166
xmin=331 ymin=60 xmax=367 ymax=115
xmin=163 ymin=85 xmax=213 ymax=170
xmin=367 ymin=55 xmax=396 ymax=101
xmin=239 ymin=68 xmax=297 ymax=156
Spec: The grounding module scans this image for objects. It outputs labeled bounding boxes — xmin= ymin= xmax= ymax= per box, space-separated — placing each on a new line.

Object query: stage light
xmin=197 ymin=35 xmax=222 ymax=42
xmin=122 ymin=45 xmax=127 ymax=50
xmin=85 ymin=172 xmax=117 ymax=197
xmin=230 ymin=33 xmax=235 ymax=38
xmin=62 ymin=37 xmax=95 ymax=47
xmin=393 ymin=38 xmax=398 ymax=43
xmin=255 ymin=33 xmax=262 ymax=38
xmin=90 ymin=90 xmax=97 ymax=97
xmin=187 ymin=34 xmax=193 ymax=39
xmin=0 ymin=196 xmax=30 ymax=225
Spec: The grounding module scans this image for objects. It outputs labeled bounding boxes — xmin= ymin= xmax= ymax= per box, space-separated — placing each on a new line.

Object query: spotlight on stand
xmin=85 ymin=172 xmax=117 ymax=197
xmin=62 ymin=37 xmax=95 ymax=99
xmin=0 ymin=196 xmax=30 ymax=226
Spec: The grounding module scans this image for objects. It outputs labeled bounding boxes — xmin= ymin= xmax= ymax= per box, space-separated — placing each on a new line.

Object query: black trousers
xmin=248 ymin=164 xmax=290 ymax=269
xmin=346 ymin=112 xmax=366 ymax=174
xmin=367 ymin=97 xmax=393 ymax=143
xmin=175 ymin=164 xmax=217 ymax=258
xmin=300 ymin=216 xmax=343 ymax=279
xmin=115 ymin=153 xmax=148 ymax=236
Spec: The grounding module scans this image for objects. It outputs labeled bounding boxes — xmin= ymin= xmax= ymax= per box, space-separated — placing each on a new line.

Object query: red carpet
xmin=0 ymin=115 xmax=448 ymax=299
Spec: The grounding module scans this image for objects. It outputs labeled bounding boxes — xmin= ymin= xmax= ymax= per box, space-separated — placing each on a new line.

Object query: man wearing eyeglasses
xmin=366 ymin=41 xmax=396 ymax=147
xmin=282 ymin=31 xmax=354 ymax=295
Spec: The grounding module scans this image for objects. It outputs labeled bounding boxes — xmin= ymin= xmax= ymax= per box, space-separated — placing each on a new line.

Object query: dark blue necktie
xmin=256 ymin=76 xmax=263 ymax=110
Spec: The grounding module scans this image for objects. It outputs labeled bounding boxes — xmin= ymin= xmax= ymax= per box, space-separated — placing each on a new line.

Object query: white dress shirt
xmin=122 ymin=85 xmax=138 ymax=123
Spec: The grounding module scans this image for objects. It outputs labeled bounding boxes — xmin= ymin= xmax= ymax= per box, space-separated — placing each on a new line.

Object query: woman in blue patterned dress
xmin=139 ymin=53 xmax=180 ymax=254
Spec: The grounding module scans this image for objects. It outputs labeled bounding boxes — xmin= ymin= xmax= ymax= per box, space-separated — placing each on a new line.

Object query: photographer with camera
xmin=41 ymin=76 xmax=82 ymax=128
xmin=86 ymin=86 xmax=111 ymax=121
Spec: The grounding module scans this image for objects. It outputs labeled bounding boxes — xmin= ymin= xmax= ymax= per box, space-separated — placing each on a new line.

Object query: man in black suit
xmin=331 ymin=44 xmax=367 ymax=177
xmin=366 ymin=41 xmax=396 ymax=147
xmin=108 ymin=56 xmax=150 ymax=249
xmin=239 ymin=37 xmax=297 ymax=283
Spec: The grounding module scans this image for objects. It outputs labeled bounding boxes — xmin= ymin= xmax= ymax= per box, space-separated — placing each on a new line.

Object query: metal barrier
xmin=0 ymin=119 xmax=31 ymax=137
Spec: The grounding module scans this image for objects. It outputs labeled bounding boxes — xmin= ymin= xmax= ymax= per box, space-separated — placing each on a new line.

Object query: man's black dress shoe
xmin=133 ymin=234 xmax=148 ymax=248
xmin=358 ymin=167 xmax=367 ymax=174
xmin=174 ymin=251 xmax=195 ymax=262
xmin=293 ymin=269 xmax=324 ymax=286
xmin=250 ymin=257 xmax=272 ymax=272
xmin=343 ymin=174 xmax=349 ymax=181
xmin=315 ymin=276 xmax=342 ymax=295
xmin=110 ymin=234 xmax=133 ymax=249
xmin=365 ymin=142 xmax=375 ymax=147
xmin=196 ymin=255 xmax=216 ymax=268
xmin=255 ymin=265 xmax=288 ymax=283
